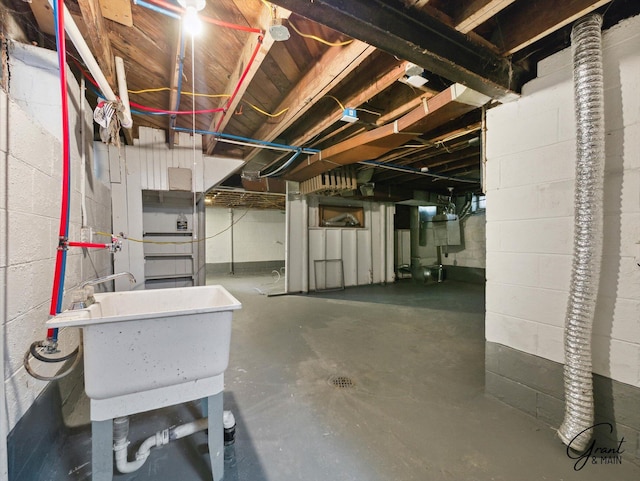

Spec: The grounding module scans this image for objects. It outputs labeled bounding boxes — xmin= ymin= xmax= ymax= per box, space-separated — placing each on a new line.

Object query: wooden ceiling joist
xmin=270 ymin=0 xmax=523 ymax=100
xmin=243 ymin=39 xmax=377 ymax=162
xmin=498 ymin=0 xmax=612 ymax=55
xmin=453 ymin=0 xmax=517 ymax=33
xmin=285 ymin=83 xmax=489 ymax=182
xmin=289 ymin=60 xmax=410 ymax=147
xmin=77 ymin=0 xmax=115 ymax=86
xmin=205 ymin=4 xmax=292 ymax=154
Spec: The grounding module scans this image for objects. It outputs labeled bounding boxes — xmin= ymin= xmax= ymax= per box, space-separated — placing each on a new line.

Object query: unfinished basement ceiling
xmin=3 ymin=0 xmax=639 ymax=198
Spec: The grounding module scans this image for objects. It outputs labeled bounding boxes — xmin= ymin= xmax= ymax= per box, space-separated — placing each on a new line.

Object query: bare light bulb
xmin=184 ymin=6 xmax=202 ymax=35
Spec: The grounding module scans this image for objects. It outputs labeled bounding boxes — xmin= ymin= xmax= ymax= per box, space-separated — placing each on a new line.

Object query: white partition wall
xmin=286 ymin=185 xmax=395 ymax=293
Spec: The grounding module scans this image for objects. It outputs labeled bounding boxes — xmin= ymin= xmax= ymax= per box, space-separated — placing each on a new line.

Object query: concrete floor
xmin=45 ymin=274 xmax=640 ymax=480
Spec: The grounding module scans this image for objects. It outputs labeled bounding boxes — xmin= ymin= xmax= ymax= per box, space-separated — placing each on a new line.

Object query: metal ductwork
xmin=557 ymin=14 xmax=605 ymax=452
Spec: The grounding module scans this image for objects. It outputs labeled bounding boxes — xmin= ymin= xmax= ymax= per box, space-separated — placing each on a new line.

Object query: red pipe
xmin=214 ymin=36 xmax=263 ymax=132
xmin=129 ymin=101 xmax=224 ymax=115
xmin=142 ymin=0 xmax=263 ymax=34
xmin=68 ymin=242 xmax=111 ymax=249
xmin=48 ymin=0 xmax=72 ymax=339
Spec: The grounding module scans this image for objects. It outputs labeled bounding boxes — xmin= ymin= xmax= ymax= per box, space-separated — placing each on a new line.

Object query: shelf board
xmin=143 ymin=231 xmax=193 ymax=236
xmin=145 ymin=274 xmax=195 ymax=281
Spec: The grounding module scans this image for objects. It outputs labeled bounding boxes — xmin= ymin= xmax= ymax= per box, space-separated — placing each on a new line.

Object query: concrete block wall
xmin=1 ymin=43 xmax=112 ymax=468
xmin=442 ymin=213 xmax=486 ymax=269
xmin=486 ymin=15 xmax=640 ymax=388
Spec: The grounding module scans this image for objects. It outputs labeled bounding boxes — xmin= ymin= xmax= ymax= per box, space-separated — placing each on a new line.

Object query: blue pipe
xmin=130 ymin=108 xmax=169 ymax=116
xmin=172 ymin=126 xmax=320 ymax=154
xmin=133 ymin=0 xmax=181 ymax=20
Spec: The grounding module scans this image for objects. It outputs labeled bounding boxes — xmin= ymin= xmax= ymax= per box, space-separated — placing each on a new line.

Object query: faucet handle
xmin=70 ymin=285 xmax=95 ymax=310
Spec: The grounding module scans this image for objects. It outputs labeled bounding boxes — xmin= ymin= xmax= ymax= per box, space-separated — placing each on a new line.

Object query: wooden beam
xmin=270 ymin=0 xmax=523 ymax=100
xmin=243 ymin=40 xmax=377 ymax=161
xmin=376 ymin=94 xmax=430 ymax=126
xmin=375 ymin=147 xmax=479 ymax=182
xmin=77 ymin=0 xmax=115 ymax=86
xmin=498 ymin=0 xmax=611 ymax=55
xmin=289 ymin=60 xmax=410 ymax=147
xmin=285 ymin=83 xmax=489 ymax=182
xmin=454 ymin=0 xmax=517 ymax=33
xmin=204 ymin=4 xmax=292 ymax=154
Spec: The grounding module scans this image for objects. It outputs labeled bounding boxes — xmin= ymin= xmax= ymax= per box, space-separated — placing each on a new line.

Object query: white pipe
xmin=115 ymin=56 xmax=133 ymax=128
xmin=113 ymin=415 xmax=209 ymax=474
xmin=48 ymin=1 xmax=117 ymax=102
xmin=80 ymin=77 xmax=87 ymax=227
xmin=170 ymin=418 xmax=208 ymax=440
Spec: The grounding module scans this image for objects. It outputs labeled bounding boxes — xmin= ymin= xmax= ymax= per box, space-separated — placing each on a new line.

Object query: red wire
xmin=142 ymin=0 xmax=263 ymax=34
xmin=215 ymin=35 xmax=263 ymax=132
xmin=71 ymin=58 xmax=225 ymax=115
xmin=129 ymin=100 xmax=224 ymax=115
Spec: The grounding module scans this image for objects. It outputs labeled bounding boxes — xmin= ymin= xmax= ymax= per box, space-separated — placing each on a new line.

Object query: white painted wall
xmin=442 ymin=213 xmax=486 ymax=269
xmin=485 ymin=15 xmax=640 ymax=387
xmin=286 ymin=188 xmax=395 ymax=292
xmin=205 ymin=207 xmax=286 ymax=264
xmin=1 ymin=46 xmax=113 ymax=441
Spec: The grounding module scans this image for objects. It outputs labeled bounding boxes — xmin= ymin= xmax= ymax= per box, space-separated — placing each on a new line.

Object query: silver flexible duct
xmin=557 ymin=14 xmax=605 ymax=451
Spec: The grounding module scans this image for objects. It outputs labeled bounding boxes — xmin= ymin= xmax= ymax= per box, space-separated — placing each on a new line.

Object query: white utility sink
xmin=47 ymin=285 xmax=241 ymax=401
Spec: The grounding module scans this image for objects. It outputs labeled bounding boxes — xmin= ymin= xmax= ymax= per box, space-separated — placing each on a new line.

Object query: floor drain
xmin=329 ymin=375 xmax=355 ymax=388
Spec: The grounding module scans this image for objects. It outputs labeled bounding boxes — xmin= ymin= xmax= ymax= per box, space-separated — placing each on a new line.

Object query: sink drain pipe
xmin=557 ymin=13 xmax=605 ymax=451
xmin=113 ymin=411 xmax=236 ymax=474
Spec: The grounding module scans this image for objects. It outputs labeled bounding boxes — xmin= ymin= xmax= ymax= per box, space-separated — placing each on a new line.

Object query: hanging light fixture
xmin=178 ymin=0 xmax=206 ymax=35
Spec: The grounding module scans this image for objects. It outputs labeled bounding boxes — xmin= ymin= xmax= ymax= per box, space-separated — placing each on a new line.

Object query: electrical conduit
xmin=557 ymin=14 xmax=605 ymax=451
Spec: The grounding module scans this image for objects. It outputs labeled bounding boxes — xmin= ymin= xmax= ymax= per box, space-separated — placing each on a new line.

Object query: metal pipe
xmin=80 ymin=272 xmax=136 ymax=288
xmin=557 ymin=13 xmax=605 ymax=452
xmin=259 ymin=149 xmax=302 ymax=178
xmin=301 ymin=197 xmax=309 ymax=293
xmin=229 ymin=208 xmax=235 ymax=275
xmin=284 ymin=183 xmax=290 ymax=293
xmin=172 ymin=126 xmax=319 ymax=154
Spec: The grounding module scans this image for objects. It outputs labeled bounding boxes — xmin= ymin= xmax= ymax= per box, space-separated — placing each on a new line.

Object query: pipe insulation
xmin=557 ymin=14 xmax=605 ymax=452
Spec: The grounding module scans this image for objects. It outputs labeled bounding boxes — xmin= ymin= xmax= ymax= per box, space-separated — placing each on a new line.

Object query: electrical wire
xmin=356 ymin=107 xmax=382 ymax=116
xmin=128 ymin=88 xmax=289 ymax=118
xmin=288 ymin=21 xmax=353 ymax=47
xmin=325 ymin=95 xmax=345 ymax=110
xmin=94 ymin=209 xmax=252 ymax=245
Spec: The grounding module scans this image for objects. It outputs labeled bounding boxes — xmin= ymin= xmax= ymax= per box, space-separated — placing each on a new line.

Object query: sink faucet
xmin=79 ymin=272 xmax=136 ymax=289
xmin=71 ymin=272 xmax=136 ymax=310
